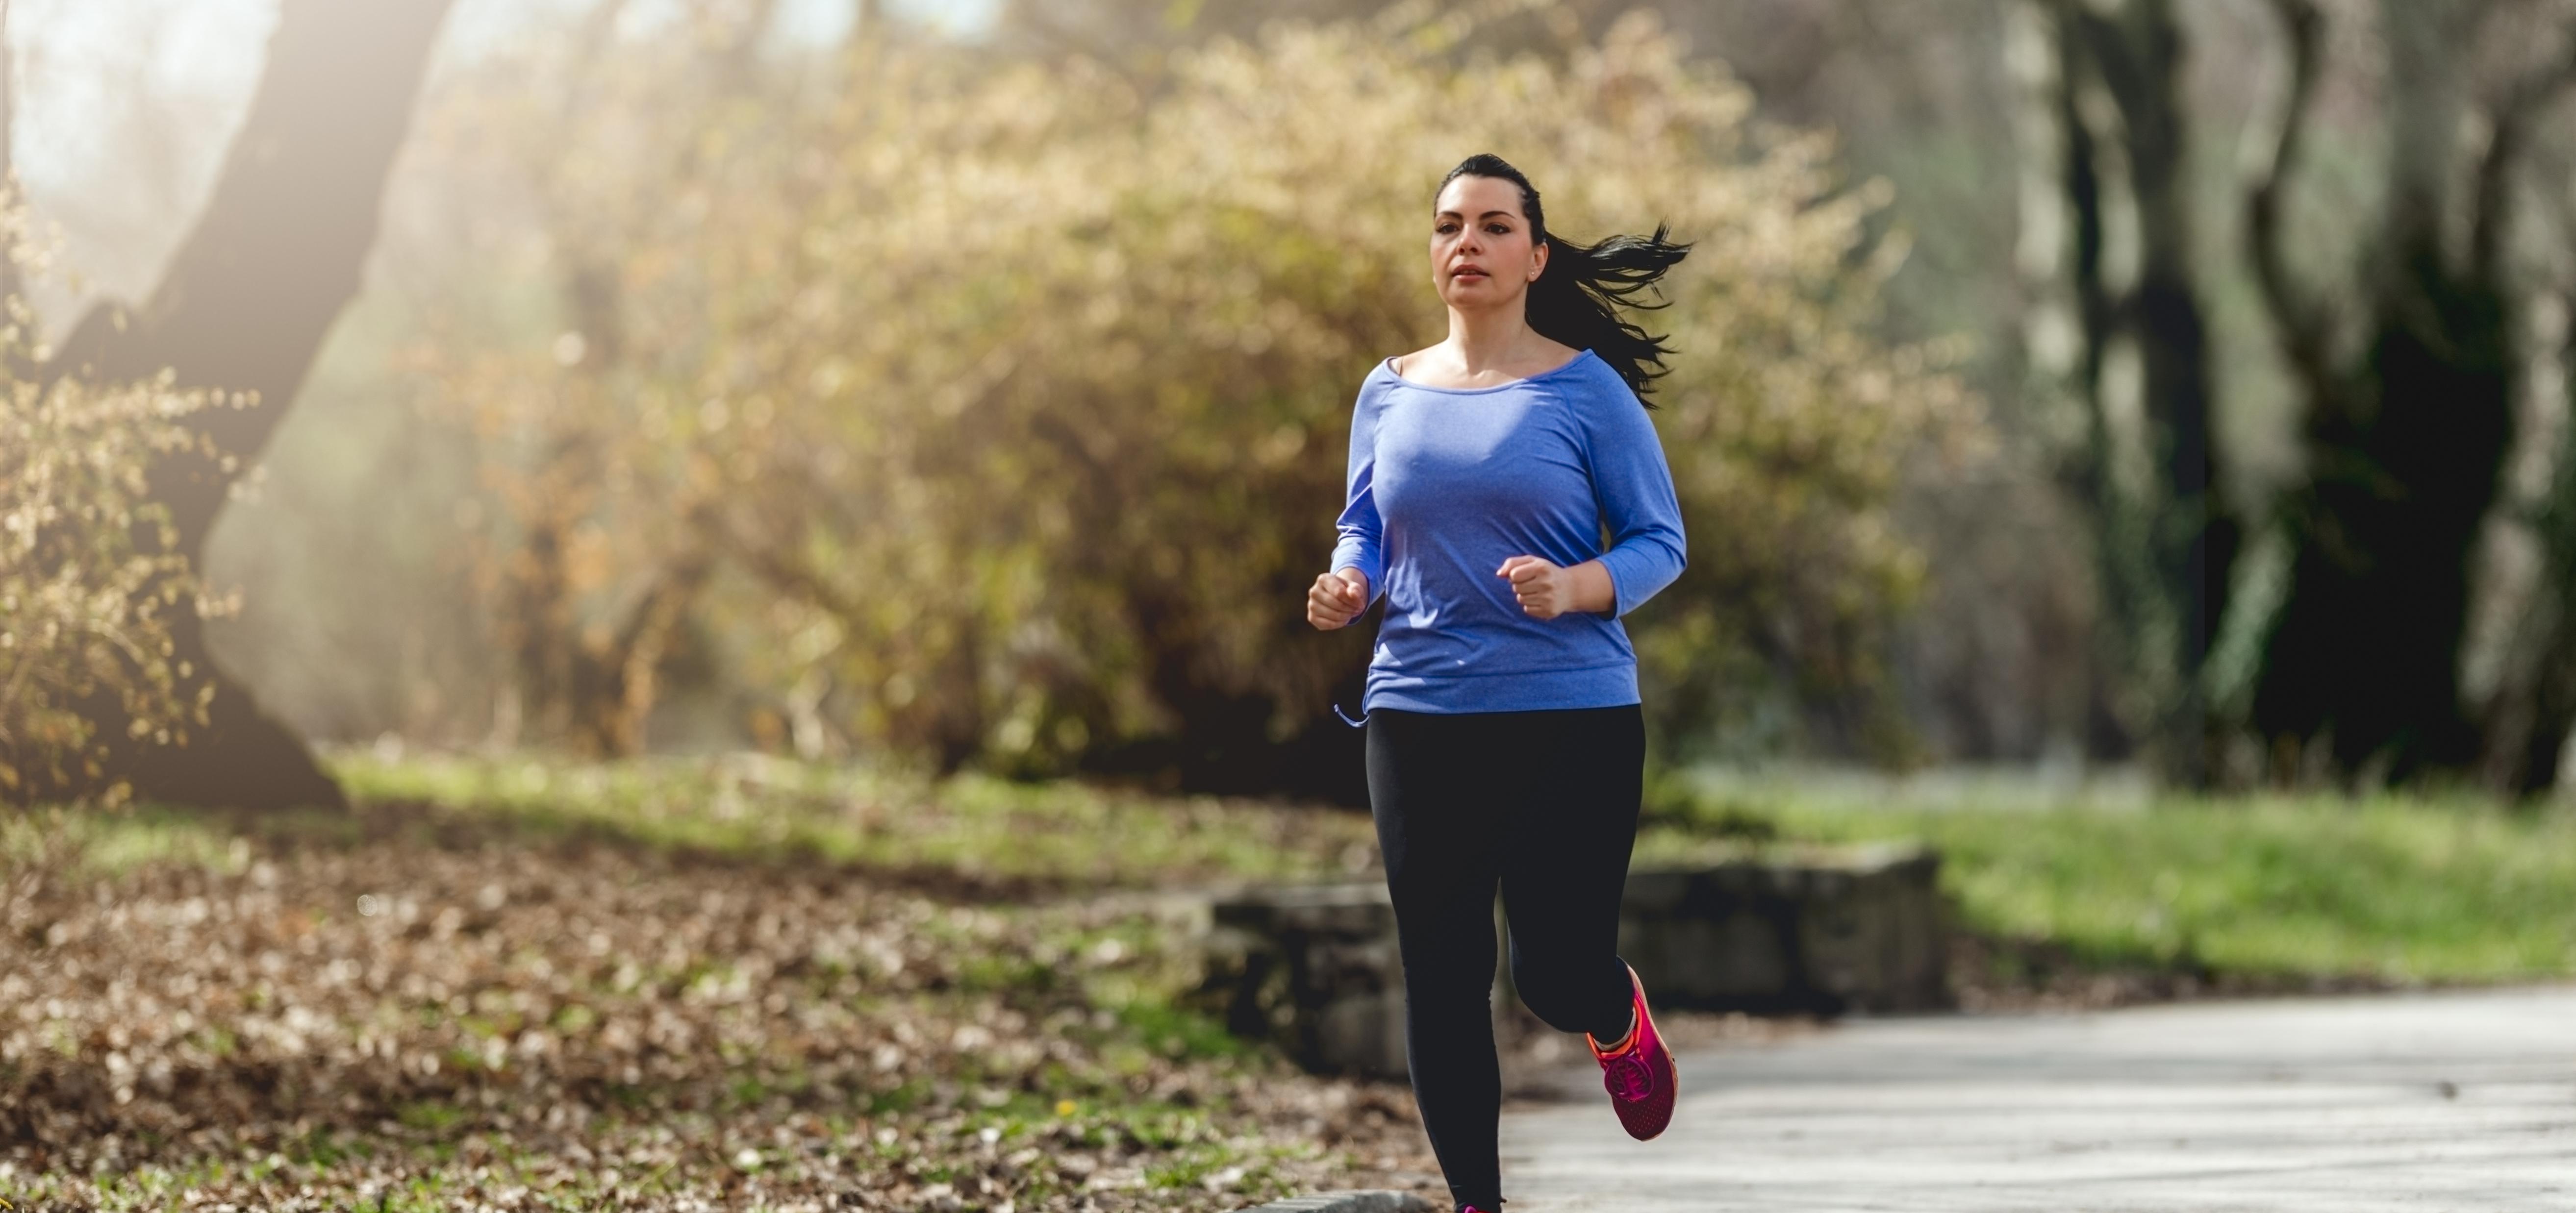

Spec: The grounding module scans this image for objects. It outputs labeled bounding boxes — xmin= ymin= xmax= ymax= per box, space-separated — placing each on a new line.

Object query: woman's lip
xmin=1453 ymin=268 xmax=1487 ymax=277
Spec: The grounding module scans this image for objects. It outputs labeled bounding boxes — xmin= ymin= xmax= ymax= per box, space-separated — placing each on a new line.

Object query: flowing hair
xmin=1436 ymin=153 xmax=1691 ymax=406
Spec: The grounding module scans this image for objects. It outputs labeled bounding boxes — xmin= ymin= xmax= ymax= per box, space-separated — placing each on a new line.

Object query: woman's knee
xmin=1508 ymin=949 xmax=1603 ymax=1033
xmin=1390 ymin=900 xmax=1497 ymax=987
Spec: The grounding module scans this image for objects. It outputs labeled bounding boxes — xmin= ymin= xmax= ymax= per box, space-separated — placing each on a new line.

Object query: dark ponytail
xmin=1436 ymin=153 xmax=1691 ymax=406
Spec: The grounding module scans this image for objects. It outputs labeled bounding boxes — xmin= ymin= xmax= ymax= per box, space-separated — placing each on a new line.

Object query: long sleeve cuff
xmin=1329 ymin=539 xmax=1383 ymax=611
xmin=1599 ymin=534 xmax=1685 ymax=619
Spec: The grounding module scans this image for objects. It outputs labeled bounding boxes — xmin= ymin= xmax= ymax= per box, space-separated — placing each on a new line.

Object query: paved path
xmin=1495 ymin=986 xmax=2576 ymax=1211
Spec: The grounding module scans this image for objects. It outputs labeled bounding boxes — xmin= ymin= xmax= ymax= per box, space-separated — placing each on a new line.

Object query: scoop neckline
xmin=1380 ymin=347 xmax=1596 ymax=394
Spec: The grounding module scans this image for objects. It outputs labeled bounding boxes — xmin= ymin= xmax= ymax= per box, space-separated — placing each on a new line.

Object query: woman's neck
xmin=1442 ymin=302 xmax=1537 ymax=374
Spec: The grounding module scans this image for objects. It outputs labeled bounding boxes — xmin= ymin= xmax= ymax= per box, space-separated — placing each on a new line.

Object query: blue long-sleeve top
xmin=1329 ymin=347 xmax=1688 ymax=714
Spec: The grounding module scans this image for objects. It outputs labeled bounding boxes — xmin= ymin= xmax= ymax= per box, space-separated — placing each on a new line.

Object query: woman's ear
xmin=1529 ymin=236 xmax=1548 ymax=282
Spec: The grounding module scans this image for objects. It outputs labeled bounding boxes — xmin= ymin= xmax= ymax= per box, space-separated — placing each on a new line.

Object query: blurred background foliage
xmin=325 ymin=0 xmax=1976 ymax=798
xmin=9 ymin=0 xmax=2576 ymax=806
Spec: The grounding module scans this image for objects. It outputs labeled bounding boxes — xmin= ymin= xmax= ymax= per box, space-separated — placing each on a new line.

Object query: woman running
xmin=1306 ymin=152 xmax=1691 ymax=1213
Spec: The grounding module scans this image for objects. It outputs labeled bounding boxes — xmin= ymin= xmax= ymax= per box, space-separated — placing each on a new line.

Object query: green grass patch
xmin=0 ymin=804 xmax=250 ymax=880
xmin=317 ymin=747 xmax=1375 ymax=889
xmin=1107 ymin=993 xmax=1255 ymax=1062
xmin=396 ymin=1099 xmax=467 ymax=1136
xmin=1143 ymin=1141 xmax=1241 ymax=1189
xmin=1641 ymin=770 xmax=2576 ymax=984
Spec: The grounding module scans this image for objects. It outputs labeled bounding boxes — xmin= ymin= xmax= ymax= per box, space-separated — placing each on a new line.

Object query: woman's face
xmin=1430 ymin=173 xmax=1546 ymax=311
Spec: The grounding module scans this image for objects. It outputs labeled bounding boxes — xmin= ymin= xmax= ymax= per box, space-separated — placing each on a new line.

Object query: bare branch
xmin=2248 ymin=0 xmax=2333 ymax=384
xmin=2471 ymin=21 xmax=2576 ymax=281
xmin=2064 ymin=3 xmax=2147 ymax=127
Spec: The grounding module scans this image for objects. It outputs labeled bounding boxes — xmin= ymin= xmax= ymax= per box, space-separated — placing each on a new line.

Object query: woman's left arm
xmin=1578 ymin=386 xmax=1688 ymax=619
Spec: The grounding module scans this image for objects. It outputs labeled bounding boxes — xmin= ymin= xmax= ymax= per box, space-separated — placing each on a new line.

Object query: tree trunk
xmin=39 ymin=0 xmax=455 ymax=810
xmin=2489 ymin=297 xmax=2576 ymax=795
xmin=2040 ymin=0 xmax=2227 ymax=781
xmin=2249 ymin=243 xmax=2513 ymax=779
xmin=2245 ymin=0 xmax=2564 ymax=784
xmin=2099 ymin=0 xmax=2230 ymax=783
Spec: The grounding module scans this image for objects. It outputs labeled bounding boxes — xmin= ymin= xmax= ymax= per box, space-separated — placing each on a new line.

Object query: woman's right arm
xmin=1322 ymin=383 xmax=1384 ymax=619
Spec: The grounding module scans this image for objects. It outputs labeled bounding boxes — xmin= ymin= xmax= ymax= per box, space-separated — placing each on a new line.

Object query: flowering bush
xmin=0 ymin=207 xmax=239 ymax=806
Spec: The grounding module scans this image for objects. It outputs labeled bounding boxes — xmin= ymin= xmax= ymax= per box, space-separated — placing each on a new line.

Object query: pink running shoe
xmin=1587 ymin=961 xmax=1676 ymax=1140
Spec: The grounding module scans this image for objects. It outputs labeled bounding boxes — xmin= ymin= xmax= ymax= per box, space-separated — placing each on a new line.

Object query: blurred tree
xmin=2477 ymin=129 xmax=2576 ymax=795
xmin=2242 ymin=0 xmax=2576 ymax=785
xmin=2008 ymin=0 xmax=2229 ymax=783
xmin=26 ymin=0 xmax=454 ymax=809
xmin=419 ymin=0 xmax=773 ymax=758
xmin=1661 ymin=1 xmax=2105 ymax=767
xmin=409 ymin=0 xmax=995 ymax=766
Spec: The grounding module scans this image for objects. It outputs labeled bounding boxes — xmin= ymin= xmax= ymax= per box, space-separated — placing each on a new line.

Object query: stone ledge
xmin=1229 ymin=1191 xmax=1438 ymax=1213
xmin=1200 ymin=844 xmax=1949 ymax=1076
xmin=1616 ymin=842 xmax=1949 ymax=1015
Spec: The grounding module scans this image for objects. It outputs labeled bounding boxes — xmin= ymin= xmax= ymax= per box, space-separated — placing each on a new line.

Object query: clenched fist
xmin=1499 ymin=555 xmax=1615 ymax=620
xmin=1308 ymin=568 xmax=1371 ymax=629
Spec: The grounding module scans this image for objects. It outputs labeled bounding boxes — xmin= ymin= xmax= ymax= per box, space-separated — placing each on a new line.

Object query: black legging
xmin=1364 ymin=703 xmax=1645 ymax=1213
